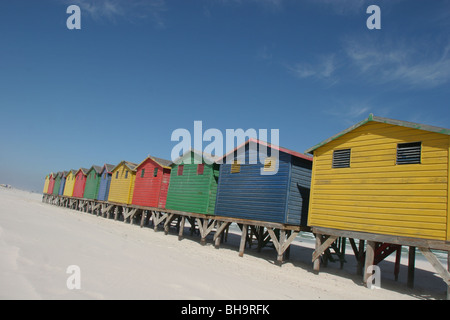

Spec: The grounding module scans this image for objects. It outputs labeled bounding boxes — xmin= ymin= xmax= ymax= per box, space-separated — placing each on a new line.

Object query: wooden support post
xmin=178 ymin=216 xmax=186 ymax=240
xmin=214 ymin=222 xmax=222 ymax=248
xmin=114 ymin=207 xmax=119 ymax=221
xmin=277 ymin=230 xmax=286 ymax=265
xmin=364 ymin=241 xmax=376 ymax=286
xmin=122 ymin=208 xmax=129 ymax=223
xmin=313 ymin=234 xmax=321 ymax=273
xmin=419 ymin=247 xmax=450 ymax=300
xmin=312 ymin=235 xmax=338 ymax=264
xmin=214 ymin=222 xmax=229 ymax=248
xmin=152 ymin=211 xmax=159 ymax=231
xmin=239 ymin=224 xmax=248 ymax=257
xmin=213 ymin=222 xmax=230 ymax=249
xmin=140 ymin=211 xmax=146 ymax=227
xmin=257 ymin=227 xmax=264 ymax=253
xmin=394 ymin=246 xmax=401 ymax=281
xmin=407 ymin=246 xmax=416 ymax=289
xmin=164 ymin=213 xmax=177 ymax=235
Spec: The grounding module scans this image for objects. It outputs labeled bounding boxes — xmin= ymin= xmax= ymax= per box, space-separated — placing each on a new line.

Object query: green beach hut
xmin=83 ymin=165 xmax=103 ymax=200
xmin=166 ymin=150 xmax=220 ymax=215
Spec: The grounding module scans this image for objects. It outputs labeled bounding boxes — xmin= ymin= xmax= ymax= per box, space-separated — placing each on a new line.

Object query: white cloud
xmin=287 ymin=54 xmax=337 ymax=81
xmin=344 ymin=39 xmax=450 ymax=88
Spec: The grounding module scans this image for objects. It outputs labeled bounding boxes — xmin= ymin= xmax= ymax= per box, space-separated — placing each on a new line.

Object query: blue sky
xmin=0 ymin=0 xmax=449 ymax=192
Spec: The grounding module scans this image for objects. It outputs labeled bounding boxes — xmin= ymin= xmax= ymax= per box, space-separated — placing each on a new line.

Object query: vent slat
xmin=396 ymin=142 xmax=421 ymax=165
xmin=332 ymin=149 xmax=351 ymax=168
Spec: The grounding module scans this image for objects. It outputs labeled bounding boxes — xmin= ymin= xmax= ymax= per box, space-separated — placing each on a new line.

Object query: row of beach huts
xmin=42 ymin=114 xmax=450 ymax=297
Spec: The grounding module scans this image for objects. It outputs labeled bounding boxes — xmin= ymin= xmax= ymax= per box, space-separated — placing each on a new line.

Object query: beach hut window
xmin=141 ymin=169 xmax=145 ymax=178
xmin=153 ymin=168 xmax=158 ymax=177
xmin=231 ymin=160 xmax=241 ymax=173
xmin=116 ymin=172 xmax=119 ymax=179
xmin=197 ymin=164 xmax=204 ymax=175
xmin=332 ymin=149 xmax=351 ymax=168
xmin=397 ymin=142 xmax=421 ymax=165
xmin=263 ymin=157 xmax=276 ymax=172
xmin=178 ymin=165 xmax=184 ymax=176
xmin=125 ymin=171 xmax=128 ymax=179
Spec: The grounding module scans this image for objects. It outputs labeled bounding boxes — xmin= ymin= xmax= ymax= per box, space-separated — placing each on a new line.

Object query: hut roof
xmin=112 ymin=161 xmax=138 ymax=172
xmin=136 ymin=155 xmax=172 ymax=170
xmin=88 ymin=165 xmax=103 ymax=174
xmin=171 ymin=149 xmax=220 ymax=166
xmin=219 ymin=138 xmax=312 ymax=163
xmin=76 ymin=168 xmax=90 ymax=175
xmin=305 ymin=114 xmax=450 ymax=155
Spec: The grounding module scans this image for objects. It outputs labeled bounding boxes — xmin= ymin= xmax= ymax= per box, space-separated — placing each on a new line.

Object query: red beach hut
xmin=132 ymin=156 xmax=172 ymax=209
xmin=47 ymin=173 xmax=56 ymax=195
xmin=72 ymin=168 xmax=89 ymax=198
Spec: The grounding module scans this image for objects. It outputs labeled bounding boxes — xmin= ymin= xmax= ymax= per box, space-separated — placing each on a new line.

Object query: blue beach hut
xmin=97 ymin=164 xmax=115 ymax=201
xmin=214 ymin=138 xmax=313 ymax=226
xmin=58 ymin=171 xmax=69 ymax=196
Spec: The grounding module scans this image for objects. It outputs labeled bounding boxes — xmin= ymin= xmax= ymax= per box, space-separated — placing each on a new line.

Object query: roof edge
xmin=304 ymin=113 xmax=450 ymax=154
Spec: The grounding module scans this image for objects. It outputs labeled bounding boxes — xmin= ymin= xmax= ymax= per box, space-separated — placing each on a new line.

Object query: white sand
xmin=0 ymin=187 xmax=447 ymax=300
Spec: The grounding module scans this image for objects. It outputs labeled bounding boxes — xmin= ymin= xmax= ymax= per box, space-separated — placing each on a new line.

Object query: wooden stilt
xmin=277 ymin=230 xmax=286 ymax=264
xmin=164 ymin=213 xmax=176 ymax=235
xmin=419 ymin=247 xmax=450 ymax=299
xmin=140 ymin=211 xmax=146 ymax=227
xmin=152 ymin=211 xmax=159 ymax=231
xmin=364 ymin=241 xmax=376 ymax=286
xmin=113 ymin=207 xmax=119 ymax=221
xmin=313 ymin=234 xmax=321 ymax=273
xmin=178 ymin=216 xmax=186 ymax=240
xmin=239 ymin=224 xmax=248 ymax=257
xmin=214 ymin=222 xmax=222 ymax=248
xmin=257 ymin=227 xmax=264 ymax=253
xmin=312 ymin=235 xmax=337 ymax=264
xmin=394 ymin=246 xmax=401 ymax=281
xmin=407 ymin=246 xmax=416 ymax=289
xmin=213 ymin=222 xmax=230 ymax=249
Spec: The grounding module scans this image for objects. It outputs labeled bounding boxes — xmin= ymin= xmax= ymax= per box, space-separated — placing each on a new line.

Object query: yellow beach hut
xmin=63 ymin=170 xmax=77 ymax=197
xmin=107 ymin=161 xmax=138 ymax=204
xmin=43 ymin=174 xmax=50 ymax=194
xmin=305 ymin=114 xmax=450 ymax=242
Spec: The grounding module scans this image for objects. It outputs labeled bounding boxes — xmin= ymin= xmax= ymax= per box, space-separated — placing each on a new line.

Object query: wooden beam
xmin=364 ymin=241 xmax=376 ymax=285
xmin=407 ymin=246 xmax=416 ymax=289
xmin=281 ymin=231 xmax=299 ymax=255
xmin=312 ymin=235 xmax=338 ymax=262
xmin=178 ymin=216 xmax=186 ymax=240
xmin=239 ymin=224 xmax=248 ymax=257
xmin=140 ymin=211 xmax=146 ymax=227
xmin=123 ymin=208 xmax=137 ymax=221
xmin=267 ymin=228 xmax=279 ymax=252
xmin=313 ymin=233 xmax=322 ymax=273
xmin=312 ymin=226 xmax=450 ymax=251
xmin=277 ymin=230 xmax=286 ymax=264
xmin=164 ymin=213 xmax=177 ymax=234
xmin=419 ymin=247 xmax=450 ymax=286
xmin=213 ymin=222 xmax=230 ymax=248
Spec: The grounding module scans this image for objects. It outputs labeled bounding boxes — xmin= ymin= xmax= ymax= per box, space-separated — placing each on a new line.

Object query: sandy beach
xmin=0 ymin=187 xmax=447 ymax=300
